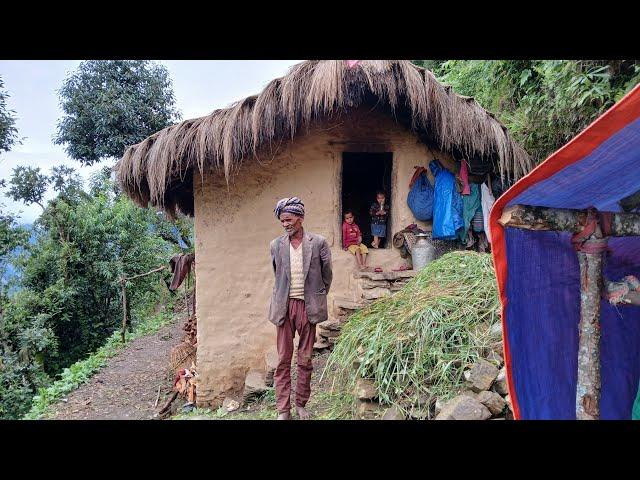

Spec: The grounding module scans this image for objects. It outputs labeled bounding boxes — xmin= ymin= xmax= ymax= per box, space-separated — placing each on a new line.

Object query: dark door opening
xmin=341 ymin=152 xmax=393 ymax=249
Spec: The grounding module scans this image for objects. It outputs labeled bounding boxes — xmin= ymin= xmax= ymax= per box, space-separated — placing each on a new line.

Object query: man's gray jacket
xmin=268 ymin=231 xmax=333 ymax=326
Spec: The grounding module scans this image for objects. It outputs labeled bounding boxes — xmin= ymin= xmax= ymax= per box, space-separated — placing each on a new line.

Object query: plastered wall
xmin=193 ymin=107 xmax=456 ymax=406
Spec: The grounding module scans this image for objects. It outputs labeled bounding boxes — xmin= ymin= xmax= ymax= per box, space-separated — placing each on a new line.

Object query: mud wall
xmin=193 ymin=107 xmax=457 ymax=407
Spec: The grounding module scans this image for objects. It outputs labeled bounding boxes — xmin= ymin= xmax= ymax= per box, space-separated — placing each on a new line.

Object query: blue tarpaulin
xmin=490 ymin=85 xmax=640 ymax=419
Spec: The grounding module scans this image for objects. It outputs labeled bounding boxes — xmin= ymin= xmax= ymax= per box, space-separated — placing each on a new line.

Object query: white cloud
xmin=0 ymin=60 xmax=301 ymax=223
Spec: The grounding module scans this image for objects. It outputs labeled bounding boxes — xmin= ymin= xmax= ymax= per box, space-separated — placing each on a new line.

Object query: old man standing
xmin=269 ymin=197 xmax=333 ymax=420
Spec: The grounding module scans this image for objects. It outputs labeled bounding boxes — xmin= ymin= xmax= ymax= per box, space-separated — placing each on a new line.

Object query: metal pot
xmin=411 ymin=233 xmax=435 ymax=271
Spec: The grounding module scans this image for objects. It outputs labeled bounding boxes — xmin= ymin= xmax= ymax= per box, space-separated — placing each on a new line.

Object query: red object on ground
xmin=274 ymin=298 xmax=316 ymax=414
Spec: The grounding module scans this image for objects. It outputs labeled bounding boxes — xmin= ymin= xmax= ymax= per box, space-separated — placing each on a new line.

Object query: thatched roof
xmin=115 ymin=60 xmax=533 ymax=217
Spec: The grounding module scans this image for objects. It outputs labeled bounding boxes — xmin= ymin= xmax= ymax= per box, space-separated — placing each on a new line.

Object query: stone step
xmin=334 ymin=297 xmax=366 ymax=311
xmin=361 ymin=287 xmax=392 ymax=300
xmin=359 ymin=279 xmax=391 ymax=289
xmin=353 ymin=269 xmax=417 ymax=281
xmin=317 ymin=328 xmax=340 ymax=338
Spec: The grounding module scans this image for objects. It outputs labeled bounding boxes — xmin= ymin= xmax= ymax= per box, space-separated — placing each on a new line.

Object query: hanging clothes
xmin=458 ymin=183 xmax=482 ymax=243
xmin=429 ymin=160 xmax=464 ymax=240
xmin=481 ymin=182 xmax=496 ymax=243
xmin=407 ymin=167 xmax=434 ymax=221
xmin=459 ymin=160 xmax=471 ymax=195
xmin=472 ymin=210 xmax=484 ymax=232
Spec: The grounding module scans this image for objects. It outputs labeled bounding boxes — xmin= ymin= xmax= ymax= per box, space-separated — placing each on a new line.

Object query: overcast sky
xmin=0 ymin=60 xmax=301 ymax=224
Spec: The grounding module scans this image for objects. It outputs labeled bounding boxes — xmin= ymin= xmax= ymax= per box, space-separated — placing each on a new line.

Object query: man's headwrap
xmin=274 ymin=197 xmax=305 ymax=219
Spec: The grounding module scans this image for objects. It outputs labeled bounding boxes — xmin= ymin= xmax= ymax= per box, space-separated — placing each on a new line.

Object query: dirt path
xmin=47 ymin=317 xmax=186 ymax=420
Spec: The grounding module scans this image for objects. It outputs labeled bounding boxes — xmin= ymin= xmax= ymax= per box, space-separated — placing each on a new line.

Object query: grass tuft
xmin=323 ymin=251 xmax=500 ymax=418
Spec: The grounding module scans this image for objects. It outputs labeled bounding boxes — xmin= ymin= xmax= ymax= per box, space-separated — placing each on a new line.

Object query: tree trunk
xmin=576 ymin=244 xmax=604 ymax=420
xmin=499 ymin=205 xmax=640 ymax=237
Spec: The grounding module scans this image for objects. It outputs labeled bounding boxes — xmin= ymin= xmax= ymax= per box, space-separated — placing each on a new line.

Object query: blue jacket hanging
xmin=429 ymin=160 xmax=464 ymax=240
xmin=407 ymin=168 xmax=434 ymax=221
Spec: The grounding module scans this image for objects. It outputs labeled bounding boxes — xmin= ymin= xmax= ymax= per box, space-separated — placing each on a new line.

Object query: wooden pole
xmin=499 ymin=204 xmax=640 ymax=236
xmin=497 ymin=203 xmax=640 ymax=420
xmin=118 ymin=265 xmax=167 ymax=343
xmin=575 ymin=234 xmax=605 ymax=420
xmin=120 ymin=278 xmax=128 ymax=344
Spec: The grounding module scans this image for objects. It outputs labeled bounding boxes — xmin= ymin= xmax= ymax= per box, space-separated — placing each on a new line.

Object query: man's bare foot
xmin=277 ymin=411 xmax=291 ymax=420
xmin=296 ymin=406 xmax=311 ymax=420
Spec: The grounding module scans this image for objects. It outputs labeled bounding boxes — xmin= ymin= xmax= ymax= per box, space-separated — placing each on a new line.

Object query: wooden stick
xmin=119 ymin=265 xmax=166 ymax=344
xmin=124 ymin=265 xmax=167 ymax=281
xmin=576 ymin=236 xmax=605 ymax=420
xmin=154 ymin=385 xmax=161 ymax=408
xmin=158 ymin=391 xmax=179 ymax=415
xmin=120 ymin=278 xmax=128 ymax=344
xmin=499 ymin=205 xmax=640 ymax=236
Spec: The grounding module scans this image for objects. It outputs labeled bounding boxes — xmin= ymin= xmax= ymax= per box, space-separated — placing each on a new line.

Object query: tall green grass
xmin=324 ymin=251 xmax=500 ymax=416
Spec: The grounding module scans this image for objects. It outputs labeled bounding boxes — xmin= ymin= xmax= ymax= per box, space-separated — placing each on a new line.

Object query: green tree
xmin=54 ymin=60 xmax=180 ymax=165
xmin=6 ymin=166 xmax=50 ymax=209
xmin=49 ymin=165 xmax=83 ymax=199
xmin=0 ymin=60 xmax=189 ymax=419
xmin=414 ymin=60 xmax=640 ymax=163
xmin=0 ymin=76 xmax=19 ymax=154
xmin=0 ymin=206 xmax=29 ymax=300
xmin=0 ymin=207 xmax=38 ymax=420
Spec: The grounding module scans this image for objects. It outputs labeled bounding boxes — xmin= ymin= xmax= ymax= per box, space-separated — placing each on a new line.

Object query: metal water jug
xmin=411 ymin=233 xmax=435 ymax=271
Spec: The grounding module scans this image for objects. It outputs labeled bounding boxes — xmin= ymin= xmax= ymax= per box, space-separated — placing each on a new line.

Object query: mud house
xmin=116 ymin=60 xmax=531 ymax=407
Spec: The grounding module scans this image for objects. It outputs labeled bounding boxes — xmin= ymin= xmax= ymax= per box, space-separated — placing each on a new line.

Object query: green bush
xmin=415 ymin=60 xmax=640 ymax=164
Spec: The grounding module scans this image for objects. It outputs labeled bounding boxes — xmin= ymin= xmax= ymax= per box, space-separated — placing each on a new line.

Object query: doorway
xmin=341 ymin=152 xmax=393 ymax=248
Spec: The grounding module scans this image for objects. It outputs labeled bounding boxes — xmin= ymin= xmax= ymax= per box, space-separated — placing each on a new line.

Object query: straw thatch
xmin=115 ymin=60 xmax=532 ymax=217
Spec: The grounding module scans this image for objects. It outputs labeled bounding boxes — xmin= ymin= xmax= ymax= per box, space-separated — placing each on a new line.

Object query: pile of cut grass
xmin=323 ymin=251 xmax=500 ymax=417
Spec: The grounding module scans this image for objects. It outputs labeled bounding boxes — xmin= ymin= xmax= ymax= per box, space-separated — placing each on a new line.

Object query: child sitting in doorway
xmin=370 ymin=190 xmax=389 ymax=248
xmin=342 ymin=210 xmax=369 ymax=270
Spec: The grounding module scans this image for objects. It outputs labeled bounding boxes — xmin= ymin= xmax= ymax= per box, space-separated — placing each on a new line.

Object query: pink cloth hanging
xmin=460 ymin=160 xmax=471 ymax=195
xmin=346 ymin=60 xmax=360 ymax=68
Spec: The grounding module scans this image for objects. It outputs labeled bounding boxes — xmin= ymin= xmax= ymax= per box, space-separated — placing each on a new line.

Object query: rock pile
xmin=314 ymin=319 xmax=344 ymax=353
xmin=434 ymin=358 xmax=513 ymax=420
xmin=351 ymin=326 xmax=513 ymax=421
xmin=354 ymin=378 xmax=385 ymax=419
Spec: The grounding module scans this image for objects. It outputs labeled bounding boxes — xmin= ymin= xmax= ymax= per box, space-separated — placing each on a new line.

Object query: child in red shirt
xmin=342 ymin=210 xmax=369 ymax=270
